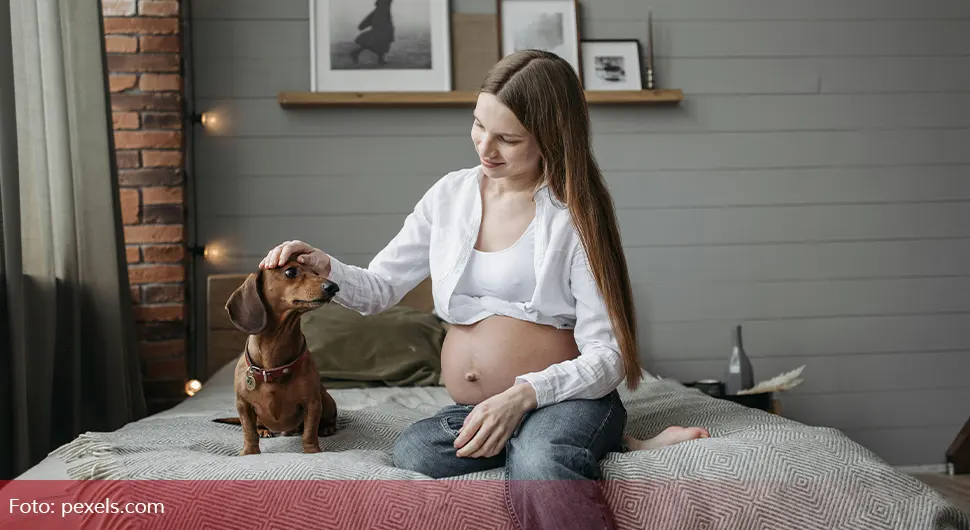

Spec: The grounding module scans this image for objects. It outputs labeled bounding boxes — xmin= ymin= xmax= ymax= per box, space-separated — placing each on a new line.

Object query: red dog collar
xmin=244 ymin=341 xmax=308 ymax=384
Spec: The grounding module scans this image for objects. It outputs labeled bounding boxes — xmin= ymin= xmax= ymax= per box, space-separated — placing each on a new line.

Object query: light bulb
xmin=185 ymin=379 xmax=202 ymax=396
xmin=203 ymin=244 xmax=222 ymax=259
xmin=193 ymin=109 xmax=228 ymax=134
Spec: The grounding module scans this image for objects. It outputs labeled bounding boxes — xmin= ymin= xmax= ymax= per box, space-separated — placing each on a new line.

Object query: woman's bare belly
xmin=440 ymin=315 xmax=580 ymax=405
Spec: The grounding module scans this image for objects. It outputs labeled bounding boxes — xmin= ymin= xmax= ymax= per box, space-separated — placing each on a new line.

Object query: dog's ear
xmin=225 ymin=272 xmax=267 ymax=334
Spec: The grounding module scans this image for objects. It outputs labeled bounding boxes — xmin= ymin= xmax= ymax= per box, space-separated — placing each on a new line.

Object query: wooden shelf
xmin=278 ymin=89 xmax=683 ymax=108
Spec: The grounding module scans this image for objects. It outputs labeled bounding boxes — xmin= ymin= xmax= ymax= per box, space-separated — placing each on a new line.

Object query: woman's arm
xmin=512 ymin=240 xmax=626 ymax=408
xmin=325 ymin=180 xmax=438 ymax=315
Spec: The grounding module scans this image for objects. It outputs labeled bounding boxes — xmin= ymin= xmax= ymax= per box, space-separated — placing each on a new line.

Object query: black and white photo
xmin=580 ymin=40 xmax=643 ymax=91
xmin=499 ymin=0 xmax=580 ymax=76
xmin=328 ymin=0 xmax=432 ymax=70
xmin=594 ymin=56 xmax=626 ymax=83
xmin=311 ymin=0 xmax=451 ymax=91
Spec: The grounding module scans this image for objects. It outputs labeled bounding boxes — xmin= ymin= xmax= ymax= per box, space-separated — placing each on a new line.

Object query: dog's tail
xmin=212 ymin=417 xmax=242 ymax=425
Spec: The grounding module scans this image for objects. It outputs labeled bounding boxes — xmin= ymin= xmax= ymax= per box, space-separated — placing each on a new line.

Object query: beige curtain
xmin=0 ymin=0 xmax=146 ymax=479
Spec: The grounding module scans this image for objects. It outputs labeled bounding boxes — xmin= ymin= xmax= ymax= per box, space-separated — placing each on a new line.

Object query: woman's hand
xmin=259 ymin=240 xmax=331 ymax=274
xmin=454 ymin=383 xmax=538 ymax=458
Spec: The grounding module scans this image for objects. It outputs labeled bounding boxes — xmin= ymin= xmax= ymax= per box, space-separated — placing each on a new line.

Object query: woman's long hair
xmin=479 ymin=49 xmax=643 ymax=390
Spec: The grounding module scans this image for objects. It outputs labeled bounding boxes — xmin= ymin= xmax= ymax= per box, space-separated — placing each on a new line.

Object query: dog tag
xmin=245 ymin=373 xmax=256 ymax=391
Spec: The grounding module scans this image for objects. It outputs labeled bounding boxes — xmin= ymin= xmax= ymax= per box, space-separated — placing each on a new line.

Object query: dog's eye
xmin=284 ymin=267 xmax=298 ymax=279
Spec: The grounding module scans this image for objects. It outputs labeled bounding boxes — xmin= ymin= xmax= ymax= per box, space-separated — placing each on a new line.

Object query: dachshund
xmin=215 ymin=262 xmax=340 ymax=455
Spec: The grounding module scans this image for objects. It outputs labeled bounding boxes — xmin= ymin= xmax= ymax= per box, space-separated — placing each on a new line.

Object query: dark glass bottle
xmin=724 ymin=324 xmax=754 ymax=394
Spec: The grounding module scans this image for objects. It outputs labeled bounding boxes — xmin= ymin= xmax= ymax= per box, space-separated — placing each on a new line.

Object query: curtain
xmin=0 ymin=0 xmax=146 ymax=480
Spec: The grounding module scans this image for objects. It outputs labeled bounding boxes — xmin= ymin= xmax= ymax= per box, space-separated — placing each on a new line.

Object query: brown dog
xmin=218 ymin=261 xmax=339 ymax=455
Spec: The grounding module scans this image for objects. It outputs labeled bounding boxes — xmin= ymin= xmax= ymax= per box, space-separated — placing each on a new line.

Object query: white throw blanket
xmin=44 ymin=375 xmax=970 ymax=530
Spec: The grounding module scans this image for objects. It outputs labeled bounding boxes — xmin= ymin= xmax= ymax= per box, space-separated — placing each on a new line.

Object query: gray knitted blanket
xmin=47 ymin=379 xmax=970 ymax=530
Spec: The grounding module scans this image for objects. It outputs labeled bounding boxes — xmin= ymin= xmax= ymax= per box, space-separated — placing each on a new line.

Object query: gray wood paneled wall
xmin=187 ymin=0 xmax=970 ymax=466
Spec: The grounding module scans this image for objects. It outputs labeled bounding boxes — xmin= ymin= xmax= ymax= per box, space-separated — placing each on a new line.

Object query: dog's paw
xmin=320 ymin=424 xmax=337 ymax=436
xmin=240 ymin=445 xmax=260 ymax=456
xmin=257 ymin=427 xmax=276 ymax=438
xmin=303 ymin=444 xmax=321 ymax=454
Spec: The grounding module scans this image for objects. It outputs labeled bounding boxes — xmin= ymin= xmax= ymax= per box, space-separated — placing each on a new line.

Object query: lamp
xmin=189 ymin=243 xmax=227 ymax=262
xmin=184 ymin=379 xmax=202 ymax=397
xmin=190 ymin=111 xmax=215 ymax=127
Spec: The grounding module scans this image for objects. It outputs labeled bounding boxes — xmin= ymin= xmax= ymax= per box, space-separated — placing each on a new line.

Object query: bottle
xmin=724 ymin=324 xmax=754 ymax=394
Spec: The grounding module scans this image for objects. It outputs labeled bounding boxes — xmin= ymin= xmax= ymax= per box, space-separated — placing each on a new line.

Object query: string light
xmin=185 ymin=379 xmax=202 ymax=397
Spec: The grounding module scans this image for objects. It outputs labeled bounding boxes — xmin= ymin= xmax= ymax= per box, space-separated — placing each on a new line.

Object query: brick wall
xmin=102 ymin=0 xmax=188 ymax=415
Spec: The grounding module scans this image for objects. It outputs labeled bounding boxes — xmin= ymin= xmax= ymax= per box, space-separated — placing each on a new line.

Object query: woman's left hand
xmin=454 ymin=383 xmax=538 ymax=458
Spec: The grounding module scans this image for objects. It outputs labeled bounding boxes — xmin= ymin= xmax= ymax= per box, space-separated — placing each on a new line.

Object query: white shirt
xmin=326 ymin=165 xmax=626 ymax=408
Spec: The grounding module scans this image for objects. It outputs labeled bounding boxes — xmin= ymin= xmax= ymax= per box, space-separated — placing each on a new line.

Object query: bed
xmin=10 ymin=273 xmax=970 ymax=529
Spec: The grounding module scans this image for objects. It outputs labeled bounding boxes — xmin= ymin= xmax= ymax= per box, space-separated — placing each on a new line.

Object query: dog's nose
xmin=322 ymin=281 xmax=339 ymax=296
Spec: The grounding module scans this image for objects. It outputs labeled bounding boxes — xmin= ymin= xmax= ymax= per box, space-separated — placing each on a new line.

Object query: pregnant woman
xmin=260 ymin=49 xmax=708 ymax=530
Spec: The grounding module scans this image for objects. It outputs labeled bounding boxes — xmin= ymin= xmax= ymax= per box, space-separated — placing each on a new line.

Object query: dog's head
xmin=224 ymin=262 xmax=340 ymax=335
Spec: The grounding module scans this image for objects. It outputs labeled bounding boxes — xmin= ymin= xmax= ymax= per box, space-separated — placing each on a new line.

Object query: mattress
xmin=11 ymin=361 xmax=970 ymax=530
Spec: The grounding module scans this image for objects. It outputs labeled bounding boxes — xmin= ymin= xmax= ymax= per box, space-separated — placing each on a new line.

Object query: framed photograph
xmin=498 ymin=0 xmax=580 ymax=76
xmin=310 ymin=0 xmax=452 ymax=91
xmin=580 ymin=39 xmax=643 ymax=91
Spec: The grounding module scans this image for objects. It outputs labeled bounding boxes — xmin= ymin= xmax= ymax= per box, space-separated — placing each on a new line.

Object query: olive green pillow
xmin=300 ymin=304 xmax=446 ymax=389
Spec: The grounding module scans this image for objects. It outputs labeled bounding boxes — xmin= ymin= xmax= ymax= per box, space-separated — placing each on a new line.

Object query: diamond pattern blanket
xmin=42 ymin=377 xmax=970 ymax=530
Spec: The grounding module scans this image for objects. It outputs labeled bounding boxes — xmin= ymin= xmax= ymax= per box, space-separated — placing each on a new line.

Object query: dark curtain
xmin=0 ymin=0 xmax=146 ymax=480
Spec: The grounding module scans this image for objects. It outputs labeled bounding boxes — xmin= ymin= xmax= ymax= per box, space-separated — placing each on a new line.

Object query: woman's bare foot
xmin=623 ymin=426 xmax=710 ymax=451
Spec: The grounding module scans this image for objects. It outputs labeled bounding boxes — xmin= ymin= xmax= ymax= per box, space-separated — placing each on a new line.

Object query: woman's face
xmin=471 ymin=93 xmax=542 ymax=182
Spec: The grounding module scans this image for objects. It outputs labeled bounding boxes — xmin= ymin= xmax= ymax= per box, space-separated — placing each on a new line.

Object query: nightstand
xmin=721 ymin=393 xmax=781 ymax=415
xmin=683 ymin=381 xmax=780 ymax=414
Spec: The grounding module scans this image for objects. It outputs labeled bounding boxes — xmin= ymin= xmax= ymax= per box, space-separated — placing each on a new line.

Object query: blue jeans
xmin=393 ymin=390 xmax=627 ymax=530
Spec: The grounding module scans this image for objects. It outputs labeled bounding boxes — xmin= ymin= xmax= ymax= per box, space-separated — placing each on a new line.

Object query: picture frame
xmin=450 ymin=12 xmax=500 ymax=91
xmin=580 ymin=39 xmax=643 ymax=91
xmin=310 ymin=0 xmax=452 ymax=92
xmin=497 ymin=0 xmax=581 ymax=77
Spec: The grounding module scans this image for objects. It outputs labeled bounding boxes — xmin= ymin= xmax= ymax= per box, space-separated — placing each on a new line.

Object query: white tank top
xmin=453 ymin=218 xmax=537 ymax=303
